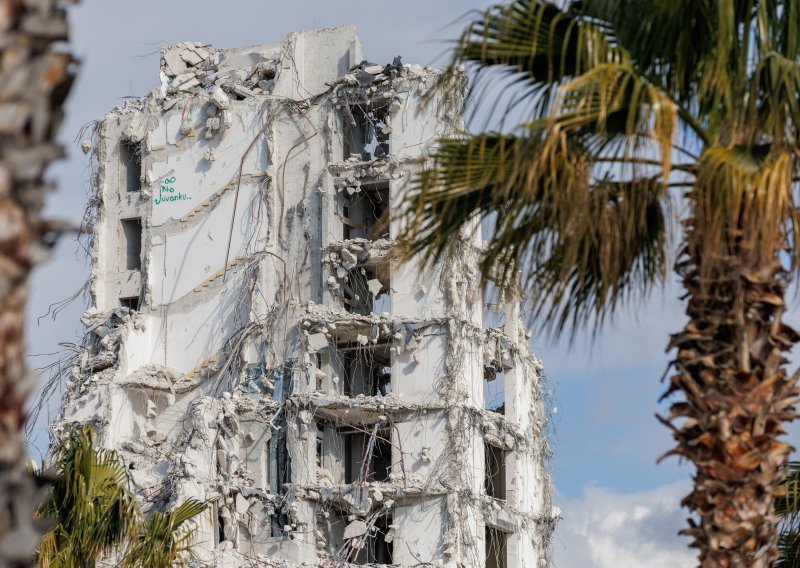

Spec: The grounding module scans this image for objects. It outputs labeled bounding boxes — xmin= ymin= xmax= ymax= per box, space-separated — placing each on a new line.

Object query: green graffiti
xmin=154 ymin=176 xmax=191 ymax=205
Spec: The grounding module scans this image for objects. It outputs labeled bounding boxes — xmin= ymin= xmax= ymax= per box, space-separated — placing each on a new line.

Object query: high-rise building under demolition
xmin=54 ymin=26 xmax=555 ymax=567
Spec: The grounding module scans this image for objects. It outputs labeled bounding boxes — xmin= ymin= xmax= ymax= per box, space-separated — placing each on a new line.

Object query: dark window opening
xmin=343 ymin=103 xmax=390 ymax=161
xmin=341 ymin=268 xmax=371 ymax=315
xmin=275 ymin=432 xmax=292 ymax=494
xmin=485 ymin=526 xmax=508 ymax=568
xmin=315 ymin=353 xmax=325 ymax=391
xmin=372 ymin=435 xmax=392 ymax=483
xmin=344 ymin=428 xmax=392 ymax=484
xmin=269 ymin=410 xmax=292 ymax=498
xmin=341 ymin=264 xmax=389 ymax=316
xmin=339 ymin=343 xmax=391 ymax=398
xmin=485 ymin=442 xmax=507 ymax=500
xmin=269 ymin=511 xmax=290 ymax=538
xmin=316 ymin=428 xmax=324 ymax=470
xmin=120 ymin=296 xmax=140 ymax=311
xmin=217 ymin=505 xmax=225 ymax=545
xmin=367 ymin=514 xmax=394 ymax=564
xmin=120 ymin=140 xmax=142 ymax=193
xmin=121 ymin=218 xmax=142 ymax=271
xmin=342 ymin=181 xmax=390 ymax=241
xmin=484 ymin=363 xmax=506 ymax=415
xmin=332 ymin=512 xmax=394 ymax=565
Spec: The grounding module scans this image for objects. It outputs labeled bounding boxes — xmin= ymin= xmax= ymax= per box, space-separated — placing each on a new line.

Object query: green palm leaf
xmin=36 ymin=426 xmax=207 ymax=567
xmin=123 ymin=499 xmax=207 ymax=568
xmin=37 ymin=427 xmax=140 ymax=568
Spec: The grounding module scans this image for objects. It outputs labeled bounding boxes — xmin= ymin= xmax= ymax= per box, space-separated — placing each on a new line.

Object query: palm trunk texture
xmin=0 ymin=0 xmax=76 ymax=565
xmin=663 ymin=223 xmax=800 ymax=567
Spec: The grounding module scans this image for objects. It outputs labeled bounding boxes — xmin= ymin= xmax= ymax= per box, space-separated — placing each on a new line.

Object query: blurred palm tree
xmin=37 ymin=426 xmax=206 ymax=567
xmin=400 ymin=1 xmax=800 ymax=565
xmin=777 ymin=462 xmax=800 ymax=568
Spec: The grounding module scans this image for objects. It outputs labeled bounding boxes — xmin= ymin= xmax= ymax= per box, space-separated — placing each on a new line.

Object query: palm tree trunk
xmin=0 ymin=0 xmax=76 ymax=564
xmin=663 ymin=222 xmax=800 ymax=567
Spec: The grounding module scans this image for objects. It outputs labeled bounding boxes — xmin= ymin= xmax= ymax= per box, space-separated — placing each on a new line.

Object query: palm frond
xmin=748 ymin=52 xmax=800 ymax=144
xmin=776 ymin=462 xmax=800 ymax=567
xmin=123 ymin=499 xmax=207 ymax=568
xmin=774 ymin=0 xmax=800 ymax=61
xmin=584 ymin=0 xmax=737 ymax=107
xmin=546 ymin=61 xmax=677 ymax=174
xmin=400 ymin=133 xmax=530 ymax=267
xmin=37 ymin=426 xmax=141 ymax=568
xmin=438 ymin=0 xmax=622 ymax=119
xmin=399 ymin=128 xmax=670 ymax=339
xmin=690 ymin=145 xmax=800 ymax=279
xmin=526 ymin=176 xmax=669 ymax=337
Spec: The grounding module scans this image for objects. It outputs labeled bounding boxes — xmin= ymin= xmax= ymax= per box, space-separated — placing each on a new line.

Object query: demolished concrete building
xmin=53 ymin=26 xmax=556 ymax=567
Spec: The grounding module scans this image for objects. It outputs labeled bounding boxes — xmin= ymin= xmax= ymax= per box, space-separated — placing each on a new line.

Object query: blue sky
xmin=25 ymin=2 xmax=800 ymax=565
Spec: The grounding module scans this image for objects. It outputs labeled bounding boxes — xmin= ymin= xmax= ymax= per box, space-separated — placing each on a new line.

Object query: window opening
xmin=342 ymin=182 xmax=390 ymax=241
xmin=341 ymin=268 xmax=370 ymax=315
xmin=314 ymin=353 xmax=325 ymax=391
xmin=372 ymin=291 xmax=390 ymax=315
xmin=485 ymin=526 xmax=508 ymax=568
xmin=339 ymin=342 xmax=391 ymax=397
xmin=343 ymin=426 xmax=391 ymax=484
xmin=484 ymin=363 xmax=506 ymax=415
xmin=338 ymin=260 xmax=391 ymax=316
xmin=268 ymin=408 xmax=292 ymax=498
xmin=271 ymin=361 xmax=295 ymax=401
xmin=372 ymin=434 xmax=392 ymax=483
xmin=344 ymin=433 xmax=357 ymax=484
xmin=317 ymin=427 xmax=324 ymax=470
xmin=120 ymin=140 xmax=142 ymax=193
xmin=343 ymin=103 xmax=390 ymax=161
xmin=119 ymin=296 xmax=140 ymax=311
xmin=485 ymin=442 xmax=506 ymax=500
xmin=121 ymin=218 xmax=142 ymax=271
xmin=333 ymin=511 xmax=394 ymax=565
xmin=367 ymin=514 xmax=393 ymax=564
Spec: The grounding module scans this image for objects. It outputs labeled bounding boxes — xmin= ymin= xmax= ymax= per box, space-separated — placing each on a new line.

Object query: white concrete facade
xmin=55 ymin=27 xmax=555 ymax=567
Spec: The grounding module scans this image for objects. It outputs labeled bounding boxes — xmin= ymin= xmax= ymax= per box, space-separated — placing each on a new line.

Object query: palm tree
xmin=37 ymin=427 xmax=140 ymax=568
xmin=777 ymin=462 xmax=800 ymax=567
xmin=400 ymin=1 xmax=800 ymax=565
xmin=123 ymin=500 xmax=206 ymax=568
xmin=37 ymin=426 xmax=207 ymax=567
xmin=0 ymin=1 xmax=79 ymax=564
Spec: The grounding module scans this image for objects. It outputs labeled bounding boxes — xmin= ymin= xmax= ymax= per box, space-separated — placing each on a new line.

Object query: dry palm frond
xmin=691 ymin=145 xmax=800 ymax=279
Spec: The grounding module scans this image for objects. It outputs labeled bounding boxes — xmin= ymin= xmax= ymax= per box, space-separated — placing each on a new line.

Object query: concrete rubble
xmin=50 ymin=26 xmax=556 ymax=567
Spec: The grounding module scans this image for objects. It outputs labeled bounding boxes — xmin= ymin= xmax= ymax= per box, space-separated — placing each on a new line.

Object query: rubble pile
xmin=160 ymin=42 xmax=281 ymax=100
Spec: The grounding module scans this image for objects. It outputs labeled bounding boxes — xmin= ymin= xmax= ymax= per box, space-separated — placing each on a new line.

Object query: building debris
xmin=48 ymin=26 xmax=554 ymax=568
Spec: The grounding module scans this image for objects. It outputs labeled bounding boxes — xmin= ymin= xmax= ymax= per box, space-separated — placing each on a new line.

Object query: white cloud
xmin=552 ymin=480 xmax=697 ymax=568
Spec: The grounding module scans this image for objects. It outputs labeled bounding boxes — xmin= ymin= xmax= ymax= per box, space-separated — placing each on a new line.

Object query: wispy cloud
xmin=553 ymin=480 xmax=697 ymax=568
